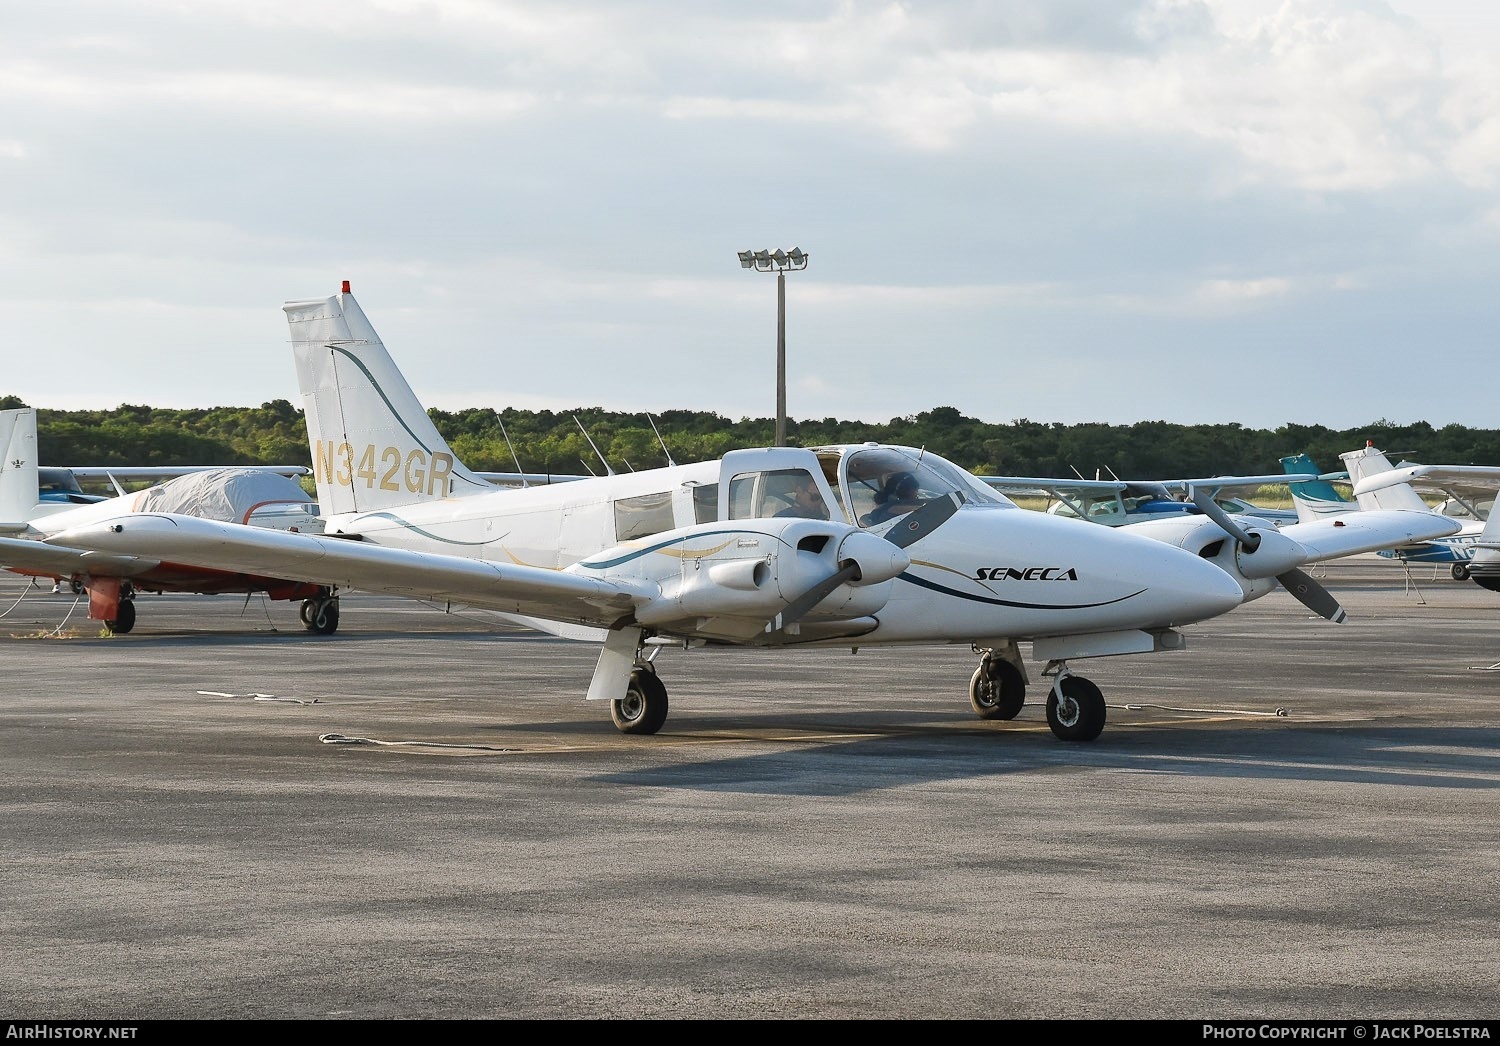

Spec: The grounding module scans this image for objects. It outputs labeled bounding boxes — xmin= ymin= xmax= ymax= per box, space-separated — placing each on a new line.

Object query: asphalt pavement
xmin=2 ymin=557 xmax=1498 ymax=1020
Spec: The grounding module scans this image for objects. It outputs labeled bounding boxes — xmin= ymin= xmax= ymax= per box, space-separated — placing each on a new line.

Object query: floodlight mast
xmin=737 ymin=247 xmax=809 ymax=447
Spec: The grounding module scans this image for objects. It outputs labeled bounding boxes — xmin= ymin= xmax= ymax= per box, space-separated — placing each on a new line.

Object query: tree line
xmin=8 ymin=394 xmax=1499 ymax=482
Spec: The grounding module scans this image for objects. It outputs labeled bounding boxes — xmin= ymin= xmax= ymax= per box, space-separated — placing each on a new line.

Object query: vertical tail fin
xmin=285 ymin=282 xmax=492 ymax=517
xmin=1279 ymin=453 xmax=1355 ymax=523
xmin=1339 ymin=443 xmax=1431 ymax=513
xmin=0 ymin=408 xmax=40 ymax=532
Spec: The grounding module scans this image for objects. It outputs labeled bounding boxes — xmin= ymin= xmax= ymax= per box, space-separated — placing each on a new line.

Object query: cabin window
xmin=728 ymin=469 xmax=828 ymax=520
xmin=692 ymin=483 xmax=718 ymax=524
xmin=613 ymin=491 xmax=676 ymax=541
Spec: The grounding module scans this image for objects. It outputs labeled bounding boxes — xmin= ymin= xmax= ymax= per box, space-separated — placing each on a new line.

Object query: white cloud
xmin=1 ymin=0 xmax=1499 ymax=429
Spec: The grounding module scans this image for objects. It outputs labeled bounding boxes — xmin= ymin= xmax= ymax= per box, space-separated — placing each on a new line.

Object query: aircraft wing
xmin=977 ymin=476 xmax=1127 ymax=497
xmin=0 ymin=535 xmax=162 ymax=578
xmin=45 ymin=513 xmax=657 ymax=629
xmin=1352 ymin=464 xmax=1500 ymax=497
xmin=983 ymin=473 xmax=1315 ymax=498
xmin=1279 ymin=511 xmax=1464 ymax=563
xmin=62 ymin=466 xmax=312 ymax=480
xmin=1181 ymin=473 xmax=1317 ymax=491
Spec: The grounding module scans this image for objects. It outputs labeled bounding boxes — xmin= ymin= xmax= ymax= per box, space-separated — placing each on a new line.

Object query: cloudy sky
xmin=3 ymin=1 xmax=1498 ymax=432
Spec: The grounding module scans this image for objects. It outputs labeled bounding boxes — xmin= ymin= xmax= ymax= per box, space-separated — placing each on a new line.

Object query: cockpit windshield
xmin=839 ymin=446 xmax=1010 ymax=528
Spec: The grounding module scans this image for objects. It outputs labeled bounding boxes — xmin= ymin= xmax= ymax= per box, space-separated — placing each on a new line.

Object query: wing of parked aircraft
xmin=978 ymin=473 xmax=1302 ymax=527
xmin=0 ymin=408 xmax=333 ymax=634
xmin=43 ymin=282 xmax=1461 ymax=743
xmin=1281 ymin=446 xmax=1500 ymax=581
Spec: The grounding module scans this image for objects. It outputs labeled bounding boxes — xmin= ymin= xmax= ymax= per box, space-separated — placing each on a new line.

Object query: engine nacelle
xmin=1125 ymin=514 xmax=1310 ymax=603
xmin=589 ymin=516 xmax=907 ymax=631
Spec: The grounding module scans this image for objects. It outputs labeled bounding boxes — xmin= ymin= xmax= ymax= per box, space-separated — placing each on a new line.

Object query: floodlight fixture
xmin=736 ymin=247 xmax=811 ymax=446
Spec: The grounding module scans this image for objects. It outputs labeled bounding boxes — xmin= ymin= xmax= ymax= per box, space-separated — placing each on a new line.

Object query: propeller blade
xmin=773 ymin=562 xmax=862 ymax=630
xmin=883 ymin=491 xmax=963 ymax=549
xmin=1277 ymin=568 xmax=1348 ymax=623
xmin=771 ymin=491 xmax=964 ymax=632
xmin=1189 ymin=486 xmax=1260 ymax=551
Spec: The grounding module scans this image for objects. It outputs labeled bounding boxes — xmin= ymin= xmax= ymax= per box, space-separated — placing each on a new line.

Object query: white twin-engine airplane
xmin=45 ymin=283 xmax=1462 ymax=742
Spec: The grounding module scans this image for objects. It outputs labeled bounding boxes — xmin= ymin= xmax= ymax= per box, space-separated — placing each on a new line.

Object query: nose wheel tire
xmin=1046 ymin=675 xmax=1106 ymax=742
xmin=612 ymin=668 xmax=669 ymax=735
xmin=969 ymin=656 xmax=1026 ymax=720
xmin=1452 ymin=563 xmax=1471 ymax=581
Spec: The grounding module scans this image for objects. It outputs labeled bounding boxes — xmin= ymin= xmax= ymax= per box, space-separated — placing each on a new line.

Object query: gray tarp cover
xmin=132 ymin=469 xmax=313 ymax=523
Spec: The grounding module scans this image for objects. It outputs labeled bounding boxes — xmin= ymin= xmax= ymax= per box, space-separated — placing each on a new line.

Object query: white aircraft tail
xmin=1340 ymin=443 xmax=1430 ymax=514
xmin=285 ymin=282 xmax=492 ymax=517
xmin=0 ymin=407 xmax=40 ymax=532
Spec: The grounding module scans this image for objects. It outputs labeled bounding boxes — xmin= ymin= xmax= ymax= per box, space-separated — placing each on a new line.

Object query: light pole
xmin=737 ymin=247 xmax=809 ymax=447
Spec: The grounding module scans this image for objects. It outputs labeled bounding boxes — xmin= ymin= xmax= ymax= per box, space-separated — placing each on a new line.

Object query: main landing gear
xmin=300 ymin=588 xmax=340 ymax=635
xmin=106 ymin=584 xmax=137 ymax=635
xmin=612 ymin=664 xmax=669 ymax=735
xmin=970 ymin=646 xmax=1106 ymax=742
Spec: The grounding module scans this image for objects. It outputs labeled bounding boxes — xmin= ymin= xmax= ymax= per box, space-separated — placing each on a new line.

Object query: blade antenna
xmin=573 ymin=415 xmax=615 ymax=477
xmin=647 ymin=413 xmax=676 ymax=467
xmin=497 ymin=416 xmax=527 ymax=489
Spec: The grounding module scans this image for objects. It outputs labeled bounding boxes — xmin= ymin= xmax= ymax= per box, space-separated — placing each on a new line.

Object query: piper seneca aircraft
xmin=43 ymin=283 xmax=1460 ymax=741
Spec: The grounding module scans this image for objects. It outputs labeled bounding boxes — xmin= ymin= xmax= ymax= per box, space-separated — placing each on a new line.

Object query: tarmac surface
xmin=2 ymin=557 xmax=1498 ymax=1021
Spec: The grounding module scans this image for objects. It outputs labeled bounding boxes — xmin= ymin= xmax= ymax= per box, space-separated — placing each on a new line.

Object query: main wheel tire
xmin=1046 ymin=675 xmax=1106 ymax=742
xmin=1452 ymin=563 xmax=1471 ymax=581
xmin=107 ymin=599 xmax=137 ymax=635
xmin=300 ymin=599 xmax=316 ymax=627
xmin=310 ymin=598 xmax=340 ymax=635
xmin=612 ymin=668 xmax=669 ymax=735
xmin=969 ymin=657 xmax=1026 ymax=720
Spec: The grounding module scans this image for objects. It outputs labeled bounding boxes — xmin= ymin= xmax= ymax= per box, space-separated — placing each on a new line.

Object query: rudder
xmin=285 ymin=282 xmax=491 ymax=517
